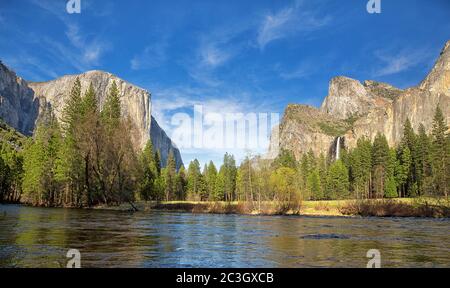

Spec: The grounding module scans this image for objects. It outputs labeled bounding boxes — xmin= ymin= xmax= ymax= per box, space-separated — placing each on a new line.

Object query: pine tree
xmin=272 ymin=149 xmax=297 ymax=169
xmin=61 ymin=77 xmax=82 ymax=134
xmin=385 ymin=149 xmax=398 ymax=198
xmin=154 ymin=150 xmax=161 ymax=176
xmin=396 ymin=146 xmax=411 ymax=197
xmin=214 ymin=167 xmax=225 ymax=201
xmin=138 ymin=140 xmax=157 ymax=200
xmin=306 ymin=169 xmax=322 ymax=200
xmin=237 ymin=157 xmax=255 ymax=202
xmin=416 ymin=124 xmax=432 ymax=195
xmin=222 ymin=153 xmax=237 ymax=202
xmin=205 ymin=161 xmax=218 ymax=200
xmin=164 ymin=150 xmax=177 ymax=201
xmin=81 ymin=83 xmax=98 ymax=116
xmin=56 ymin=79 xmax=86 ymax=206
xmin=371 ymin=133 xmax=390 ymax=198
xmin=22 ymin=115 xmax=62 ymax=206
xmin=176 ymin=165 xmax=187 ymax=200
xmin=325 ymin=160 xmax=349 ymax=200
xmin=400 ymin=118 xmax=418 ymax=196
xmin=187 ymin=159 xmax=202 ymax=200
xmin=101 ymin=81 xmax=121 ymax=129
xmin=431 ymin=106 xmax=449 ymax=197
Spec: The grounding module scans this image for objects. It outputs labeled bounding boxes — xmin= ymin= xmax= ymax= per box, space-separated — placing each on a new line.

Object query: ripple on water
xmin=300 ymin=233 xmax=351 ymax=240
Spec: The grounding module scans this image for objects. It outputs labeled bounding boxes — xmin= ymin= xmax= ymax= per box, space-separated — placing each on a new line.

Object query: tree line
xmin=0 ymin=79 xmax=449 ymax=207
xmin=172 ymin=106 xmax=449 ymax=203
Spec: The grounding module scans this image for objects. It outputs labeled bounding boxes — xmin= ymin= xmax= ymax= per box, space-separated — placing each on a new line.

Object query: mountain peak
xmin=419 ymin=39 xmax=450 ymax=93
xmin=320 ymin=76 xmax=371 ymax=119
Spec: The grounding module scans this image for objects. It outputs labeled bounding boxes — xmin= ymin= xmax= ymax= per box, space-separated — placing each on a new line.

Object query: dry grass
xmin=106 ymin=198 xmax=450 ymax=218
xmin=152 ymin=201 xmax=302 ymax=215
xmin=339 ymin=198 xmax=450 ymax=218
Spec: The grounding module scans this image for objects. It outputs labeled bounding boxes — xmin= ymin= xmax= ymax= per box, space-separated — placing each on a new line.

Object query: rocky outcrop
xmin=0 ymin=61 xmax=40 ymax=136
xmin=150 ymin=116 xmax=183 ymax=168
xmin=268 ymin=105 xmax=349 ymax=159
xmin=269 ymin=40 xmax=450 ymax=160
xmin=0 ymin=63 xmax=183 ymax=167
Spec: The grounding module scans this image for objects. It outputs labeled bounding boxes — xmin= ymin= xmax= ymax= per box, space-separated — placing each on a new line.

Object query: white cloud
xmin=151 ymin=86 xmax=246 ymax=132
xmin=373 ymin=48 xmax=431 ymax=77
xmin=200 ymin=44 xmax=231 ymax=68
xmin=257 ymin=7 xmax=295 ymax=49
xmin=257 ymin=2 xmax=331 ymax=50
xmin=30 ymin=0 xmax=110 ymax=70
xmin=131 ymin=42 xmax=168 ymax=70
xmin=183 ymin=22 xmax=251 ymax=86
xmin=149 ymin=85 xmax=280 ymax=166
xmin=279 ymin=61 xmax=315 ymax=80
xmin=65 ymin=24 xmax=108 ymax=66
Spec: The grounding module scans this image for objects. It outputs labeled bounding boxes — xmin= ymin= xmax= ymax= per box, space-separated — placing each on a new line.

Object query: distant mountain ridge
xmin=268 ymin=40 xmax=450 ymax=160
xmin=0 ymin=63 xmax=183 ymax=168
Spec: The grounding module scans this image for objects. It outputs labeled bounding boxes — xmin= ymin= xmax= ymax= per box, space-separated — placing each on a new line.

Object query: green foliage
xmin=164 ymin=151 xmax=177 ymax=201
xmin=221 ymin=153 xmax=237 ymax=202
xmin=236 ymin=157 xmax=255 ymax=202
xmin=430 ymin=106 xmax=449 ymax=197
xmin=306 ymin=169 xmax=322 ymax=200
xmin=371 ymin=133 xmax=390 ymax=198
xmin=325 ymin=160 xmax=349 ymax=199
xmin=204 ymin=161 xmax=217 ymax=200
xmin=318 ymin=122 xmax=350 ymax=137
xmin=81 ymin=83 xmax=98 ymax=116
xmin=269 ymin=167 xmax=301 ymax=210
xmin=348 ymin=137 xmax=372 ymax=199
xmin=176 ymin=165 xmax=187 ymax=200
xmin=0 ymin=121 xmax=25 ymax=203
xmin=22 ymin=115 xmax=62 ymax=206
xmin=138 ymin=141 xmax=158 ymax=200
xmin=101 ymin=81 xmax=121 ymax=129
xmin=272 ymin=149 xmax=297 ymax=169
xmin=187 ymin=159 xmax=206 ymax=200
xmin=61 ymin=77 xmax=82 ymax=133
xmin=20 ymin=81 xmax=139 ymax=207
xmin=2 ymin=91 xmax=447 ymax=207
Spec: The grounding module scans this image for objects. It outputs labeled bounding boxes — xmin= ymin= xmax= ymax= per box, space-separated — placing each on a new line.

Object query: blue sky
xmin=0 ymin=0 xmax=449 ymax=167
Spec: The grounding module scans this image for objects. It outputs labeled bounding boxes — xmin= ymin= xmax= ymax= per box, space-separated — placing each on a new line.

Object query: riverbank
xmin=93 ymin=198 xmax=450 ymax=218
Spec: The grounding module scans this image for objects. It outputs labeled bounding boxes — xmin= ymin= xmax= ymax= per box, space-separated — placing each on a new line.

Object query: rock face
xmin=268 ymin=40 xmax=450 ymax=160
xmin=268 ymin=104 xmax=349 ymax=159
xmin=0 ymin=61 xmax=40 ymax=136
xmin=151 ymin=116 xmax=183 ymax=168
xmin=29 ymin=70 xmax=153 ymax=149
xmin=0 ymin=64 xmax=183 ymax=168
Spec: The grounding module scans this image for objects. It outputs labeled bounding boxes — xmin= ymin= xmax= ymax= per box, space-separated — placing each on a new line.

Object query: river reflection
xmin=0 ymin=204 xmax=449 ymax=267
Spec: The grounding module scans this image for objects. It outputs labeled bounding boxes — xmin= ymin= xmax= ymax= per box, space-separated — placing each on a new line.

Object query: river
xmin=0 ymin=204 xmax=448 ymax=268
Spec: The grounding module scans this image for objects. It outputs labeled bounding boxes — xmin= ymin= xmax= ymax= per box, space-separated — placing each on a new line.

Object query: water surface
xmin=0 ymin=204 xmax=449 ymax=267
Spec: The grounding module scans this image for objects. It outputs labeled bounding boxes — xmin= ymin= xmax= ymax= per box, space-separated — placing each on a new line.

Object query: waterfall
xmin=336 ymin=137 xmax=341 ymax=160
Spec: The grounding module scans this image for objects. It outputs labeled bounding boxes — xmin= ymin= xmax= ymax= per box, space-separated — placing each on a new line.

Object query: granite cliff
xmin=268 ymin=40 xmax=450 ymax=160
xmin=0 ymin=63 xmax=183 ymax=167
